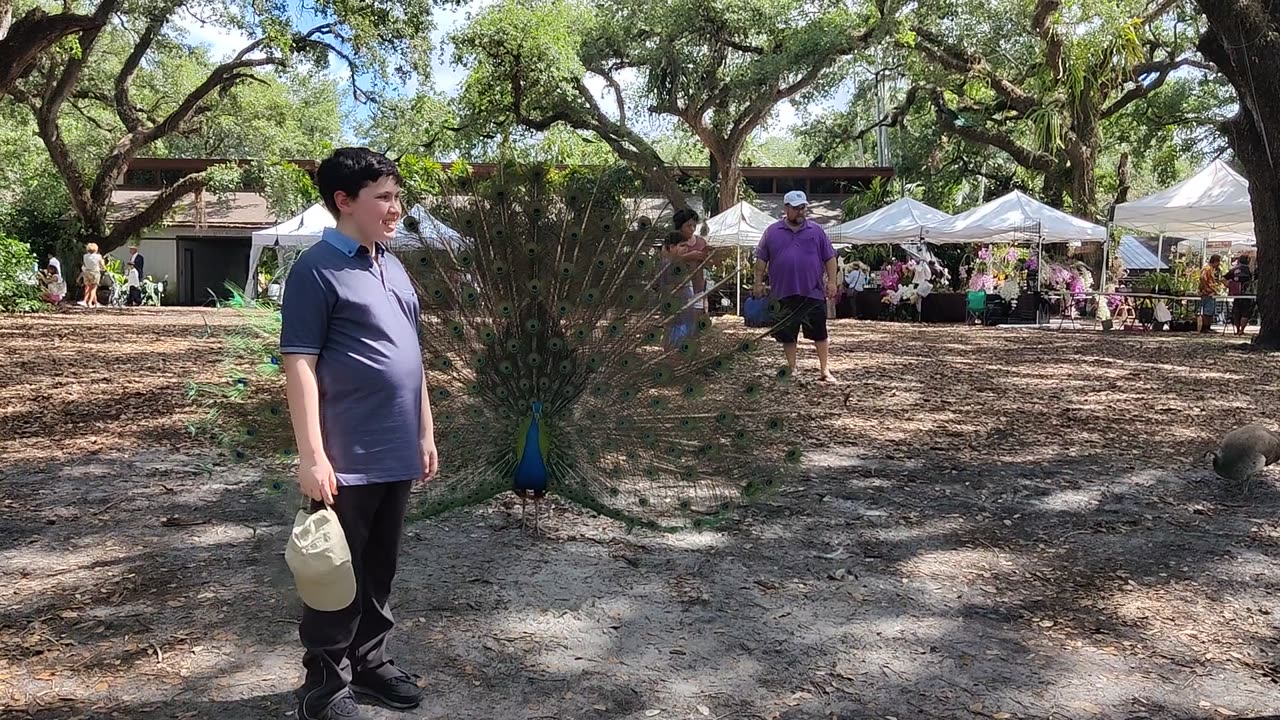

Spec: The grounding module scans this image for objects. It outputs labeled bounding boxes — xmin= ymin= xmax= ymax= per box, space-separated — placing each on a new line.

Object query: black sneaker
xmin=299 ymin=690 xmax=368 ymax=720
xmin=351 ymin=665 xmax=424 ymax=709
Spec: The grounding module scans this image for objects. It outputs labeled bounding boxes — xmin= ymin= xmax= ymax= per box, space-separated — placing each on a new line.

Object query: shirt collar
xmin=323 ymin=227 xmax=384 ymax=258
xmin=777 ymin=218 xmax=814 ymax=234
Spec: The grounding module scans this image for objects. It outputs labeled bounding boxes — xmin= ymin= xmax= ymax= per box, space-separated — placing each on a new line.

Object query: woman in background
xmin=80 ymin=242 xmax=104 ymax=308
xmin=1224 ymin=255 xmax=1254 ymax=336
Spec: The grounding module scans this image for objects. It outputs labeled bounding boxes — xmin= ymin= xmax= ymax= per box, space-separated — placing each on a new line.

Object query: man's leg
xmin=349 ymin=480 xmax=412 ymax=681
xmin=783 ymin=343 xmax=799 ymax=372
xmin=803 ymin=299 xmax=836 ymax=382
xmin=297 ymin=484 xmax=384 ymax=718
xmin=772 ymin=297 xmax=801 ymax=373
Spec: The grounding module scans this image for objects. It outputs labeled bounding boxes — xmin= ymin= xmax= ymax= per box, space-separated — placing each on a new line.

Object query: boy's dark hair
xmin=672 ymin=208 xmax=700 ymax=229
xmin=1238 ymin=256 xmax=1251 ymax=266
xmin=664 ymin=231 xmax=686 ymax=247
xmin=316 ymin=148 xmax=402 ymax=217
xmin=1210 ymin=254 xmax=1222 ymax=264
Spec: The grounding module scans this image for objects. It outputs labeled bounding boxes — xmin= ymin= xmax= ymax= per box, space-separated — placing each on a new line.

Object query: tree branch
xmin=0 ymin=0 xmax=116 ymax=96
xmin=909 ymin=26 xmax=1038 ymax=114
xmin=1100 ymin=56 xmax=1213 ymax=119
xmin=928 ymin=90 xmax=1057 ymax=174
xmin=586 ymin=63 xmax=628 ymax=125
xmin=1031 ymin=0 xmax=1064 ymax=80
xmin=85 ymin=25 xmax=344 ymax=211
xmin=113 ymin=8 xmax=170 ymax=132
xmin=104 ymin=173 xmax=207 ymax=250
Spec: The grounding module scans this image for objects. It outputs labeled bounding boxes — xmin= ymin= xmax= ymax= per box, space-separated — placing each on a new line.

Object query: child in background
xmin=126 ymin=261 xmax=142 ymax=306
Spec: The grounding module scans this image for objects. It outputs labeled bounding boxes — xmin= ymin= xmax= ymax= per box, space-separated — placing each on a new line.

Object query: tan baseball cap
xmin=285 ymin=507 xmax=356 ymax=611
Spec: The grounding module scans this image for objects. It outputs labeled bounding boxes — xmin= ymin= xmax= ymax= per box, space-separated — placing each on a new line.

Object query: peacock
xmin=190 ymin=163 xmax=805 ymax=532
xmin=1208 ymin=424 xmax=1280 ymax=485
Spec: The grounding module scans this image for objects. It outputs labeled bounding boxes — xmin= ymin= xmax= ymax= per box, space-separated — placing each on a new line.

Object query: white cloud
xmin=172 ymin=11 xmax=252 ymax=61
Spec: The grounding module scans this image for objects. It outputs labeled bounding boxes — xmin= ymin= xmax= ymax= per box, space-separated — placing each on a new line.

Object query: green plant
xmin=841 ymin=176 xmax=896 ymax=220
xmin=0 ymin=234 xmax=44 ymax=312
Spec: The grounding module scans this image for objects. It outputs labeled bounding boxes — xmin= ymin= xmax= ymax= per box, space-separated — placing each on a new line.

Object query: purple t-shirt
xmin=755 ymin=219 xmax=836 ymax=301
xmin=280 ymin=228 xmax=424 ymax=486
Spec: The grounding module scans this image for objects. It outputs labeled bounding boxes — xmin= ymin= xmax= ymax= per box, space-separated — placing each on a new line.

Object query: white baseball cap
xmin=783 ymin=190 xmax=808 ymax=207
xmin=285 ymin=507 xmax=356 ymax=611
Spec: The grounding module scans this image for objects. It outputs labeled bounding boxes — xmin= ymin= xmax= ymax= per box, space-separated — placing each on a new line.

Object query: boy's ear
xmin=333 ymin=190 xmax=355 ymax=214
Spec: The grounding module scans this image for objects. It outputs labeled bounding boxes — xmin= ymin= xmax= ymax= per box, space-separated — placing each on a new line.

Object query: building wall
xmin=109 ymin=239 xmax=178 ymax=303
xmin=109 ymin=227 xmax=251 ymax=305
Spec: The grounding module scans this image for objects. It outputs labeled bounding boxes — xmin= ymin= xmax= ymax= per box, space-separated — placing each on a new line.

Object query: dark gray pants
xmin=298 ymin=480 xmax=412 ymax=714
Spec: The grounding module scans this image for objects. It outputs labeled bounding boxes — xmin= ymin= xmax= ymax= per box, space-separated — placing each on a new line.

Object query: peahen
xmin=190 ymin=164 xmax=803 ymax=532
xmin=1208 ymin=424 xmax=1280 ymax=485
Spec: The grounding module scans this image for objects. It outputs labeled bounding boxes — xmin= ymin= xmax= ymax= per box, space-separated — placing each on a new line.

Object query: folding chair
xmin=965 ymin=291 xmax=988 ymax=325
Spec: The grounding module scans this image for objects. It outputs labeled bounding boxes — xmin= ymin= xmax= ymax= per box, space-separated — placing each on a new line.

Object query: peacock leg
xmin=520 ymin=494 xmax=528 ymax=533
xmin=534 ymin=496 xmax=543 ymax=537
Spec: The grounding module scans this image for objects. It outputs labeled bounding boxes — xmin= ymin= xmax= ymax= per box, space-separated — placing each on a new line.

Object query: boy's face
xmin=334 ymin=175 xmax=402 ymax=242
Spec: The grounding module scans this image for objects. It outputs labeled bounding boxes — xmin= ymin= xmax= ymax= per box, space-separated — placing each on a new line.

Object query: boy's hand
xmin=298 ymin=454 xmax=338 ymax=505
xmin=420 ymin=438 xmax=439 ymax=483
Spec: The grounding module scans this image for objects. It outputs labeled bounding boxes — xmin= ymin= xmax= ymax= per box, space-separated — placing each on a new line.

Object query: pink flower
xmin=1005 ymin=247 xmax=1019 ymax=263
xmin=978 ymin=247 xmax=992 ymax=261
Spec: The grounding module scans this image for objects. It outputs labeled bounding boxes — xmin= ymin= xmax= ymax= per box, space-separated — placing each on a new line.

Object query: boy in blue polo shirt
xmin=281 ymin=148 xmax=438 ymax=720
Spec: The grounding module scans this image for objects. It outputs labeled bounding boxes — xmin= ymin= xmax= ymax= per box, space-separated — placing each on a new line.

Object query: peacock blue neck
xmin=514 ymin=402 xmax=549 ymax=492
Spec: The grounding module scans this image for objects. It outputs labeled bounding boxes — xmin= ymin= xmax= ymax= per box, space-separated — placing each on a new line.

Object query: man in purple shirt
xmin=281 ymin=148 xmax=438 ymax=720
xmin=752 ymin=190 xmax=840 ymax=383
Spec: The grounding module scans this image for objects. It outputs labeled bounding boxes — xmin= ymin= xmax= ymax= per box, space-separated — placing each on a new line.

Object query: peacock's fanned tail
xmin=195 ymin=166 xmax=804 ymax=531
xmin=403 ymin=164 xmax=803 ymax=530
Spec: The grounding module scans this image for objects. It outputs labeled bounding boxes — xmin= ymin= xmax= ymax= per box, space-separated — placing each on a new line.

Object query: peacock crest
xmin=190 ymin=163 xmax=805 ymax=531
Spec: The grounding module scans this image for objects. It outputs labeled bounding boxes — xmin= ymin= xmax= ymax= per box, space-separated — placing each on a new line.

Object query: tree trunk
xmin=1231 ymin=112 xmax=1280 ymax=347
xmin=1197 ymin=0 xmax=1280 ymax=348
xmin=717 ymin=156 xmax=742 ymax=212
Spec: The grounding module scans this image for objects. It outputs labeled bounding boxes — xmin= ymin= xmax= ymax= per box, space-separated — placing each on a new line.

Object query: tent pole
xmin=736 ymin=246 xmax=742 ymax=317
xmin=1100 ymin=222 xmax=1110 ymax=291
xmin=1157 ymin=234 xmax=1164 ymax=269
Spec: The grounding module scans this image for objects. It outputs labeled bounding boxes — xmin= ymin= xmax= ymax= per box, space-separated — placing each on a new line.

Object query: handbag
xmin=743 ymin=296 xmax=772 ymax=327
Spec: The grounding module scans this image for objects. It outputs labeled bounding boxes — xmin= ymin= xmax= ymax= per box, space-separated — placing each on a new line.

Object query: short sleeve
xmin=280 ymin=262 xmax=333 ymax=355
xmin=818 ymin=229 xmax=836 ymax=262
xmin=754 ymin=232 xmax=771 ymax=262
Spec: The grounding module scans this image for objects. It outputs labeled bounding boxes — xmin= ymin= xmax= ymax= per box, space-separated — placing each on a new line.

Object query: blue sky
xmin=174 ymin=1 xmax=846 ymax=146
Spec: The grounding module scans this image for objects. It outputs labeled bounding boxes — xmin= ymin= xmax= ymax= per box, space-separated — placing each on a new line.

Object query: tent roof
xmin=397 ymin=205 xmax=465 ymax=249
xmin=703 ymin=201 xmax=777 ymax=247
xmin=250 ymin=203 xmax=334 ymax=246
xmin=250 ymin=203 xmax=462 ymax=249
xmin=1118 ymin=235 xmax=1167 ymax=271
xmin=1112 ymin=159 xmax=1254 ymax=237
xmin=922 ymin=190 xmax=1106 ymax=244
xmin=828 ymin=197 xmax=950 ymax=245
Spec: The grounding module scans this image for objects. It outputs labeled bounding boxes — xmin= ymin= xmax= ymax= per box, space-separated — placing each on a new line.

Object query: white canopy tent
xmin=247 ymin=204 xmax=335 ymax=298
xmin=829 ymin=197 xmax=951 ymax=244
xmin=246 ymin=203 xmax=462 ymax=299
xmin=1113 ymin=159 xmax=1254 ymax=237
xmin=701 ymin=201 xmax=779 ymax=313
xmin=921 ymin=190 xmax=1106 ymax=296
xmin=703 ymin=200 xmax=777 ymax=246
xmin=922 ymin=190 xmax=1107 ymax=245
xmin=1113 ymin=160 xmax=1255 ymax=267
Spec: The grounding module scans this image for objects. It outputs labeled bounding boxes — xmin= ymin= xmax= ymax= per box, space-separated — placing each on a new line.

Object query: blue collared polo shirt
xmin=280 ymin=227 xmax=425 ymax=485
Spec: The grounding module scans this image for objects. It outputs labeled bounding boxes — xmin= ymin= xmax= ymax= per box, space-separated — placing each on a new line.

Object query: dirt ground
xmin=1 ymin=308 xmax=1278 ymax=720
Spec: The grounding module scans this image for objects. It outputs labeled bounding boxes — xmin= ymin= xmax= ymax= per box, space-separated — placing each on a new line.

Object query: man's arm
xmin=825 ymin=256 xmax=839 ymax=298
xmin=419 ymin=373 xmax=438 ymax=481
xmin=283 ymin=354 xmax=336 ymax=504
xmin=753 ymin=258 xmax=767 ymax=298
